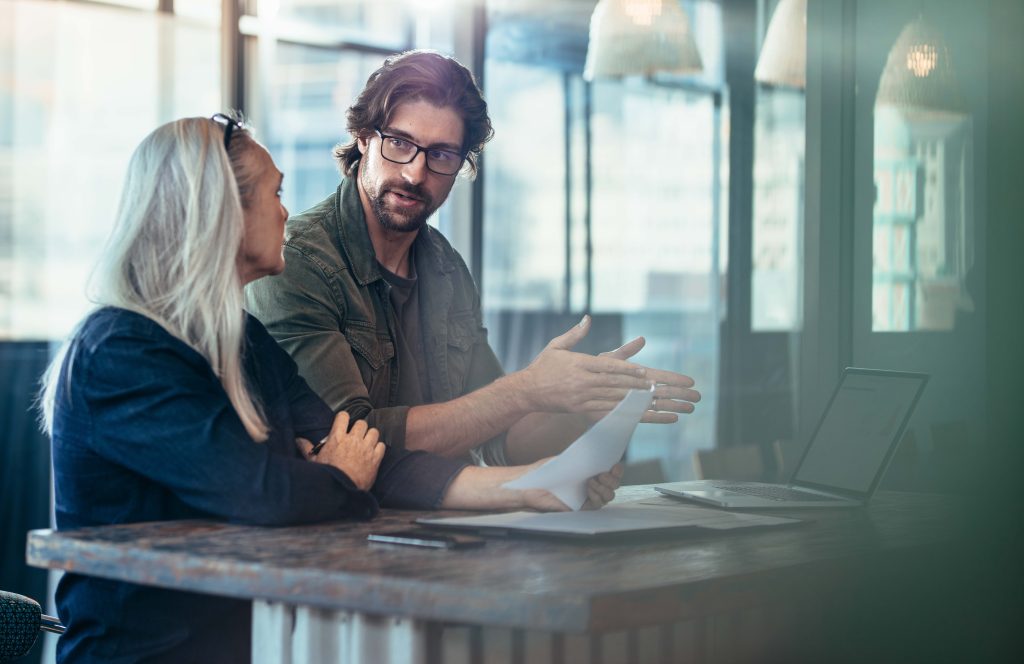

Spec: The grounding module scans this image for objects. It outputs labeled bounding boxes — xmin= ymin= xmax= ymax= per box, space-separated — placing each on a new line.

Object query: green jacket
xmin=245 ymin=175 xmax=507 ymax=465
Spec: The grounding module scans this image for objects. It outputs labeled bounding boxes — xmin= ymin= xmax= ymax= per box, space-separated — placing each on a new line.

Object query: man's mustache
xmin=382 ymin=182 xmax=430 ymax=204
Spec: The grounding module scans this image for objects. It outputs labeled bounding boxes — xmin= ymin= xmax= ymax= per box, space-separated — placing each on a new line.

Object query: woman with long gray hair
xmin=39 ymin=114 xmax=621 ymax=663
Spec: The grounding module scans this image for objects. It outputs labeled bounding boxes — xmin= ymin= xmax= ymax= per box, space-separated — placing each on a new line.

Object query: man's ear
xmin=356 ymin=133 xmax=368 ymax=156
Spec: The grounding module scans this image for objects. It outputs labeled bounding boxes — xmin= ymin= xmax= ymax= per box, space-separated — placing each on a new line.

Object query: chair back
xmin=0 ymin=589 xmax=64 ymax=662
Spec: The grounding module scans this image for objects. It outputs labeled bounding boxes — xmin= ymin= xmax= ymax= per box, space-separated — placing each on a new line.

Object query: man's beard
xmin=365 ymin=176 xmax=440 ymax=234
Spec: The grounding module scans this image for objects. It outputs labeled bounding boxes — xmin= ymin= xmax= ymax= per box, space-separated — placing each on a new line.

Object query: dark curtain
xmin=1 ymin=341 xmax=53 ymax=664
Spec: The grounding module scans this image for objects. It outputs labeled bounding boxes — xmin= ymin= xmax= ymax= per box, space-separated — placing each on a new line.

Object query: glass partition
xmin=871 ymin=17 xmax=975 ymax=332
xmin=0 ymin=0 xmax=219 ymax=340
xmin=482 ymin=1 xmax=727 ymax=479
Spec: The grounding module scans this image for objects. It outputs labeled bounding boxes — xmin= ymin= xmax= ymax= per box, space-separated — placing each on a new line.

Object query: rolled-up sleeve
xmin=373 ymin=447 xmax=468 ymax=509
xmin=463 ymin=309 xmax=510 ymax=467
xmin=247 ymin=244 xmax=411 ymax=449
xmin=266 ymin=320 xmax=465 ymax=507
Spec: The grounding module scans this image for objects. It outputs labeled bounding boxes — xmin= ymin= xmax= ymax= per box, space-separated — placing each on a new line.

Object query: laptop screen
xmin=794 ymin=370 xmax=927 ymax=494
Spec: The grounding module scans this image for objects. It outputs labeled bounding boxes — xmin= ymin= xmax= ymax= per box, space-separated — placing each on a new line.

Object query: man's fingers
xmin=546 ymin=315 xmax=591 ymax=351
xmin=372 ymin=441 xmax=386 ymax=463
xmin=650 ymin=397 xmax=697 ymax=413
xmin=579 ymin=399 xmax=626 ymax=413
xmin=652 ymin=385 xmax=702 ymax=403
xmin=642 ymin=368 xmax=696 ymax=388
xmin=640 ymin=412 xmax=680 ymax=424
xmin=363 ymin=426 xmax=380 ymax=447
xmin=577 ymin=370 xmax=650 ymax=391
xmin=579 ymin=355 xmax=647 ymax=378
xmin=601 ymin=336 xmax=645 ymax=361
xmin=578 ymin=387 xmax=637 ymax=403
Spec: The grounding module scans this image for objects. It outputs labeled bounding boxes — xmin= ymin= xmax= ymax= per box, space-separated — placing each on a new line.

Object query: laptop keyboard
xmin=710 ymin=483 xmax=842 ymax=502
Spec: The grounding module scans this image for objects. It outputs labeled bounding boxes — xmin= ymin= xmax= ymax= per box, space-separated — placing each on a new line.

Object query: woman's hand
xmin=296 ymin=412 xmax=385 ymax=491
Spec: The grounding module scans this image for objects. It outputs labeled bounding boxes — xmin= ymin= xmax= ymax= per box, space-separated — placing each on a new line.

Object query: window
xmin=249 ymin=43 xmax=384 ymax=215
xmin=751 ymin=85 xmax=804 ymax=331
xmin=481 ymin=1 xmax=727 ymax=479
xmin=482 ymin=62 xmax=567 ymax=311
xmin=0 ymin=0 xmax=219 ymax=340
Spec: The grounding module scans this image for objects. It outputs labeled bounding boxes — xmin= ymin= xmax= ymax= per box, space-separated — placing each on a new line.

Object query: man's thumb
xmin=548 ymin=315 xmax=591 ymax=350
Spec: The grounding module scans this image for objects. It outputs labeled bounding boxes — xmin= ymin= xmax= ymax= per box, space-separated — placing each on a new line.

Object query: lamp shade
xmin=583 ymin=0 xmax=703 ymax=81
xmin=754 ymin=0 xmax=806 ymax=89
xmin=876 ymin=17 xmax=967 ymax=118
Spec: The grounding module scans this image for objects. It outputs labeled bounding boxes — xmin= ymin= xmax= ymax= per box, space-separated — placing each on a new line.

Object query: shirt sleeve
xmin=246 ymin=244 xmax=410 ymax=449
xmin=253 ymin=317 xmax=468 ymax=508
xmin=461 ymin=293 xmax=511 ymax=467
xmin=373 ymin=447 xmax=469 ymax=509
xmin=79 ymin=325 xmax=379 ymax=527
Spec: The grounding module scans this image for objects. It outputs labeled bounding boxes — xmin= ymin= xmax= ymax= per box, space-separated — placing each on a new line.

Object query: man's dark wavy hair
xmin=333 ymin=50 xmax=494 ymax=178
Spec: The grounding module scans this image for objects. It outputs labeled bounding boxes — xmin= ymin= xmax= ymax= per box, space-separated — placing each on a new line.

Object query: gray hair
xmin=40 ymin=115 xmax=270 ymax=441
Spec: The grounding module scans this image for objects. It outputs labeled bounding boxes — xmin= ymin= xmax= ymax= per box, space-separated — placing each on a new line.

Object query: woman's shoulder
xmin=75 ymin=307 xmax=174 ymax=353
xmin=243 ymin=311 xmax=277 ymax=349
xmin=65 ymin=308 xmax=215 ymax=392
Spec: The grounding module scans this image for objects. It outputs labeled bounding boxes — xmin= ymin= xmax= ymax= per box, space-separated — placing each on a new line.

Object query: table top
xmin=27 ymin=488 xmax=966 ymax=632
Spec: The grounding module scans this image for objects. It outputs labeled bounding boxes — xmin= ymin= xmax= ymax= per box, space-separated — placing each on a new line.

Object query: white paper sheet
xmin=502 ymin=387 xmax=653 ymax=510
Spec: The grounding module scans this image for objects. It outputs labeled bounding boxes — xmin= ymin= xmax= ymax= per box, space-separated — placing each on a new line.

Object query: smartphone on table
xmin=367 ymin=528 xmax=486 ymax=550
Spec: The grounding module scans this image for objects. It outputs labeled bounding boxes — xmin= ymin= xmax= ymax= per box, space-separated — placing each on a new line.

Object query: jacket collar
xmin=332 ymin=169 xmax=456 ymax=286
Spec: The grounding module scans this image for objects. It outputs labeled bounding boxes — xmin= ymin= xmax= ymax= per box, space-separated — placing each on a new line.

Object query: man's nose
xmin=400 ymin=150 xmax=429 ymax=185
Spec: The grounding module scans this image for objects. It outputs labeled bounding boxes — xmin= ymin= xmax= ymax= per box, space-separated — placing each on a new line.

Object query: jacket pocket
xmin=445 ymin=314 xmax=478 ymax=397
xmin=344 ymin=323 xmax=395 ymax=371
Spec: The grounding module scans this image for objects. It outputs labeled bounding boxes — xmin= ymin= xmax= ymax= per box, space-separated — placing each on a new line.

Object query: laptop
xmin=416 ymin=501 xmax=802 ymax=540
xmin=655 ymin=368 xmax=929 ymax=509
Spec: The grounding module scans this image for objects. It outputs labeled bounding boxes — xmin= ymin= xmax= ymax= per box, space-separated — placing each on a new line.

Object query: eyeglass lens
xmin=377 ymin=132 xmax=462 ymax=175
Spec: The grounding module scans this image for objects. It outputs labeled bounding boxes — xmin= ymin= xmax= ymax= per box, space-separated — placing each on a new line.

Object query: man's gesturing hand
xmin=517 ymin=316 xmax=700 ymax=419
xmin=297 ymin=412 xmax=385 ymax=491
xmin=597 ymin=336 xmax=701 ymax=424
xmin=517 ymin=316 xmax=653 ymax=414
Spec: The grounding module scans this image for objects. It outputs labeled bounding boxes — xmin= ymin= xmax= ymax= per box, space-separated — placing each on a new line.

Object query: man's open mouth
xmin=389 ymin=189 xmax=423 ymax=203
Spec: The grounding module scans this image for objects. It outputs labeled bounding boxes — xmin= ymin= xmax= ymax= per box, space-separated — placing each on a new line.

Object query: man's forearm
xmin=503 ymin=412 xmax=591 ymax=465
xmin=403 ymin=372 xmax=535 ymax=458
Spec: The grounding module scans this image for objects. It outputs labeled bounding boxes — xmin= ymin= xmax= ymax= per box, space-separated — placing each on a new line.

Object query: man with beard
xmin=246 ymin=50 xmax=701 ymax=466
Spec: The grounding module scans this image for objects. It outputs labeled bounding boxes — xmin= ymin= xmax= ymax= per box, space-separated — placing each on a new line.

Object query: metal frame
xmin=800 ymin=0 xmax=857 ymax=442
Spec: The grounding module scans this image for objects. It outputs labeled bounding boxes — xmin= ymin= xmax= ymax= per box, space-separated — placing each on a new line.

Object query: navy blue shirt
xmin=51 ymin=307 xmax=467 ymax=662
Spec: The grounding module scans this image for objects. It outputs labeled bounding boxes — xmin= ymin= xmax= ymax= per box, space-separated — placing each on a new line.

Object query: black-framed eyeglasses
xmin=211 ymin=113 xmax=243 ymax=150
xmin=373 ymin=128 xmax=464 ymax=176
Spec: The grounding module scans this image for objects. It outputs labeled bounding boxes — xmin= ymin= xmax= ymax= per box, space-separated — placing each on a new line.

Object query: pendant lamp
xmin=754 ymin=0 xmax=806 ymax=89
xmin=876 ymin=16 xmax=967 ymax=118
xmin=583 ymin=0 xmax=703 ymax=81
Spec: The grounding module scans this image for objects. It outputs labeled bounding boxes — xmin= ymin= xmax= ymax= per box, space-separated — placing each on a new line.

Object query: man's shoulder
xmin=285 ymin=192 xmax=336 ymax=249
xmin=279 ymin=190 xmax=351 ymax=279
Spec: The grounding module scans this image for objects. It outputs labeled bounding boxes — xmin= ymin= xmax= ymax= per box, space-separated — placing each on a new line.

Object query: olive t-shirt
xmin=378 ymin=259 xmax=431 ymax=407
